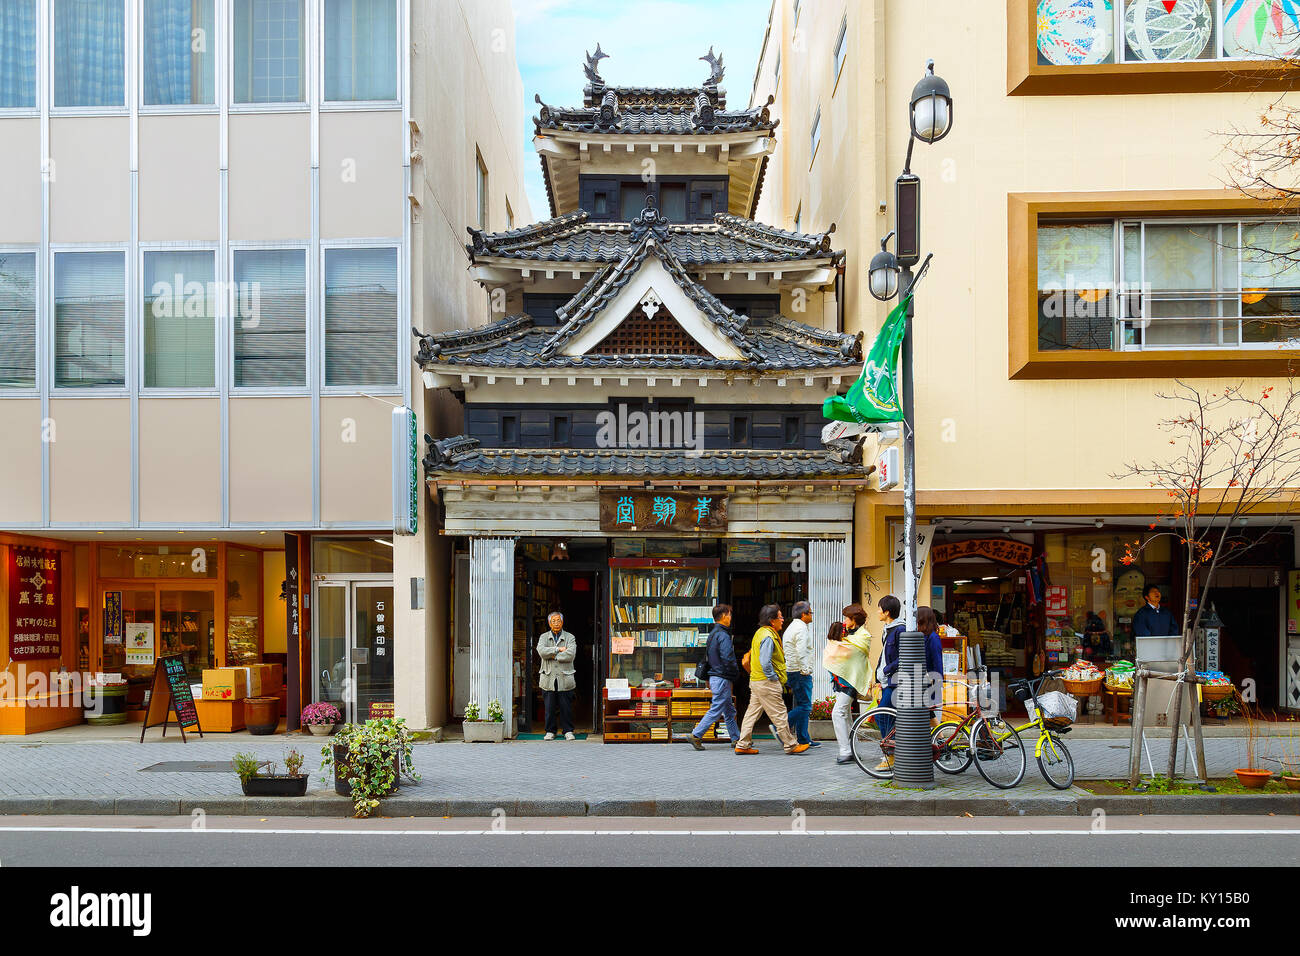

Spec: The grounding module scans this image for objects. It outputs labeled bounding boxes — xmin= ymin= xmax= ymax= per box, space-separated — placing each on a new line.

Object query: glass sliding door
xmin=312 ymin=578 xmax=393 ymax=724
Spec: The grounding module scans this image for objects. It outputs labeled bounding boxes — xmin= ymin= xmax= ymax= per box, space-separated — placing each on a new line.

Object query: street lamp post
xmin=868 ymin=59 xmax=952 ymax=630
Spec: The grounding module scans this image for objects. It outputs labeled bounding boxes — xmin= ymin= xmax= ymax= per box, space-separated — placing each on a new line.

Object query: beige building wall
xmin=228 ymin=399 xmax=312 ymax=525
xmin=320 ymin=112 xmax=406 ymax=240
xmin=139 ymin=115 xmax=220 ymax=241
xmin=0 ymin=400 xmax=42 ymax=524
xmin=754 ymin=0 xmax=1296 ymax=510
xmin=48 ymin=399 xmax=132 ymax=524
xmin=228 ymin=113 xmax=312 ymax=242
xmin=50 ymin=118 xmax=131 ymax=242
xmin=138 ymin=399 xmax=221 ymax=524
xmin=0 ymin=119 xmax=40 ymax=244
xmin=319 ymin=397 xmax=393 ymax=523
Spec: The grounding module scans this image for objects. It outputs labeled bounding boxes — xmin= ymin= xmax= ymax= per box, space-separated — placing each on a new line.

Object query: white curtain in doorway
xmin=809 ymin=539 xmax=851 ymax=702
xmin=469 ymin=537 xmax=516 ymax=734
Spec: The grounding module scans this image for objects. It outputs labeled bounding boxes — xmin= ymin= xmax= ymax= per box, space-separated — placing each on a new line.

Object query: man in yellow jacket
xmin=735 ymin=604 xmax=811 ymax=755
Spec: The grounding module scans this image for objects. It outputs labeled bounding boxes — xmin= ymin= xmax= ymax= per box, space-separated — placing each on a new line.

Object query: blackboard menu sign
xmin=140 ymin=654 xmax=203 ymax=742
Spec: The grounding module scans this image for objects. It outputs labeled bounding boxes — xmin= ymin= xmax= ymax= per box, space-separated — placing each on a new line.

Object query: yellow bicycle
xmin=931 ymin=670 xmax=1075 ymax=790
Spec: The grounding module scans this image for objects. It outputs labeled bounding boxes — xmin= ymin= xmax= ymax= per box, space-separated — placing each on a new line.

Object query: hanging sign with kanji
xmin=7 ymin=546 xmax=63 ymax=661
xmin=599 ymin=491 xmax=728 ymax=533
xmin=930 ymin=538 xmax=1033 ymax=568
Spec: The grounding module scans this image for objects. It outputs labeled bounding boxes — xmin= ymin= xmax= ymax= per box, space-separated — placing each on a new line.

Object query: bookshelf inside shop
xmin=608 ymin=559 xmax=718 ymax=689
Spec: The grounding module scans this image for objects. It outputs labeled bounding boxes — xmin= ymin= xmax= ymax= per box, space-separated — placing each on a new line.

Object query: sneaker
xmin=789 ymin=743 xmax=811 ymax=754
xmin=734 ymin=747 xmax=759 ymax=755
xmin=836 ymin=755 xmax=855 ymax=765
xmin=690 ymin=735 xmax=704 ymax=751
xmin=806 ymin=741 xmax=822 ymax=748
xmin=543 ymin=733 xmax=555 ymax=741
xmin=768 ymin=724 xmax=778 ymax=739
xmin=564 ymin=732 xmax=576 ymax=741
xmin=873 ymin=755 xmax=895 ymax=771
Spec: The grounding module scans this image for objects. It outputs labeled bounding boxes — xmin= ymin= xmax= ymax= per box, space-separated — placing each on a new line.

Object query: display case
xmin=608 ymin=558 xmax=718 ymax=688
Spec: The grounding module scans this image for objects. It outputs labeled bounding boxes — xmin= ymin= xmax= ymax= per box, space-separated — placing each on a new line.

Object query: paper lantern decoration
xmin=1223 ymin=0 xmax=1300 ymax=59
xmin=1124 ymin=0 xmax=1214 ymax=60
xmin=1037 ymin=0 xmax=1115 ymax=65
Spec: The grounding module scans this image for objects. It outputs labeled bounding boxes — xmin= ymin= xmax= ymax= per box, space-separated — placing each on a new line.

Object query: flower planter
xmin=244 ymin=696 xmax=280 ymax=735
xmin=808 ymin=719 xmax=837 ymax=741
xmin=462 ymin=720 xmax=505 ymax=743
xmin=241 ymin=775 xmax=308 ymax=797
xmin=1233 ymin=768 xmax=1272 ymax=789
xmin=306 ymin=723 xmax=338 ymax=736
xmin=332 ymin=743 xmax=400 ymax=798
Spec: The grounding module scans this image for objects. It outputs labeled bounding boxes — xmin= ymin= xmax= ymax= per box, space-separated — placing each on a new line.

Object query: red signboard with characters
xmin=7 ymin=547 xmax=63 ymax=661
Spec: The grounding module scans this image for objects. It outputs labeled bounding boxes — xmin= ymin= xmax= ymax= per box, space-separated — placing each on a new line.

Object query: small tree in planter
xmin=463 ymin=697 xmax=506 ymax=743
xmin=320 ymin=717 xmax=419 ymax=818
xmin=233 ymin=749 xmax=309 ymax=797
xmin=301 ymin=702 xmax=342 ymax=735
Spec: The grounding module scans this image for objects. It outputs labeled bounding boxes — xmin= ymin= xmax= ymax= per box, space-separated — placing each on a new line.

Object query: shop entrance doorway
xmin=313 ymin=577 xmax=395 ymax=724
xmin=723 ymin=567 xmax=805 ymax=727
xmin=1212 ymin=584 xmax=1281 ymax=709
xmin=523 ymin=562 xmax=605 ymax=733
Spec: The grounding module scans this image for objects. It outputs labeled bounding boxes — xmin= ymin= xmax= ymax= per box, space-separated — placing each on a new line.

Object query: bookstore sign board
xmin=599 ymin=491 xmax=727 ymax=533
xmin=7 ymin=546 xmax=62 ymax=660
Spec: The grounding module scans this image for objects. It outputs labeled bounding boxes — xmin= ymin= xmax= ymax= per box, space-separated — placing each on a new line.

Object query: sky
xmin=511 ymin=0 xmax=773 ymax=223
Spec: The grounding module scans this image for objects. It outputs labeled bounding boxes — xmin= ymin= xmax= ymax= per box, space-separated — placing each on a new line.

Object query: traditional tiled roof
xmin=534 ymin=96 xmax=777 ymax=136
xmin=466 ymin=210 xmax=837 ymax=266
xmin=424 ymin=438 xmax=866 ymax=480
xmin=413 ymin=312 xmax=861 ymax=373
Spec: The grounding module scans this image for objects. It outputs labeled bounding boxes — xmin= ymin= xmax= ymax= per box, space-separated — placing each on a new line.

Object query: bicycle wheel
xmin=850 ymin=708 xmax=896 ymax=779
xmin=970 ymin=717 xmax=1026 ymax=790
xmin=931 ymin=721 xmax=972 ymax=774
xmin=1036 ymin=731 xmax=1075 ymax=790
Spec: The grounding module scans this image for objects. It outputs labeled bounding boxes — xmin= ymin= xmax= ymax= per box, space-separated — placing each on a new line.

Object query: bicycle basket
xmin=1029 ymin=690 xmax=1077 ymax=727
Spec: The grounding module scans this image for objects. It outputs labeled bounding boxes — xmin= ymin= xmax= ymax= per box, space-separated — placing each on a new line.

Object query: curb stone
xmin=3 ymin=793 xmax=1300 ymax=818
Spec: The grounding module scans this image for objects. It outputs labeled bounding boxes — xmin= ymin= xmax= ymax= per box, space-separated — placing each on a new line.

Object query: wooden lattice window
xmin=591 ymin=305 xmax=708 ymax=356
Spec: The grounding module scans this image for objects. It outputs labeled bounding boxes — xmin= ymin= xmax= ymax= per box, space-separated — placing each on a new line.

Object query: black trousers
xmin=543 ymin=689 xmax=574 ymax=734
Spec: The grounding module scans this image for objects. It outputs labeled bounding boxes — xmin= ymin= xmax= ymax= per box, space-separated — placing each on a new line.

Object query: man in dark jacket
xmin=690 ymin=604 xmax=742 ymax=749
xmin=1132 ymin=586 xmax=1178 ymax=638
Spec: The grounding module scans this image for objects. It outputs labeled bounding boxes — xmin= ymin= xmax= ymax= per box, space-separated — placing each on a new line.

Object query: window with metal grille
xmin=590 ymin=306 xmax=707 ymax=356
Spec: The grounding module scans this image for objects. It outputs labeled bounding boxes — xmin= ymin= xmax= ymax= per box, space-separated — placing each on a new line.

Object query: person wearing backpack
xmin=734 ymin=604 xmax=811 ymax=755
xmin=689 ymin=604 xmax=742 ymax=749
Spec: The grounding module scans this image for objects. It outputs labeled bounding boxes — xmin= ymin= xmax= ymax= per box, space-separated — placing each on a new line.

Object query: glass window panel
xmin=323 ymin=0 xmax=397 ymax=101
xmin=1037 ymin=0 xmax=1116 ymax=65
xmin=143 ymin=0 xmax=216 ymax=106
xmin=620 ymin=184 xmax=647 ymax=220
xmin=233 ymin=249 xmax=306 ymax=387
xmin=324 ymin=247 xmax=398 ymax=387
xmin=98 ymin=543 xmax=218 ymax=578
xmin=1141 ymin=223 xmax=1224 ymax=340
xmin=225 ymin=548 xmax=261 ymax=666
xmin=0 ymin=1 xmax=38 ymax=108
xmin=1123 ymin=0 xmax=1215 ymax=62
xmin=54 ymin=251 xmax=125 ymax=387
xmin=233 ymin=0 xmax=304 ymax=104
xmin=311 ymin=536 xmax=393 ymax=573
xmin=160 ymin=589 xmax=215 ymax=680
xmin=833 ymin=19 xmax=847 ymax=78
xmin=1242 ymin=219 xmax=1300 ymax=341
xmin=54 ymin=0 xmax=126 ymax=108
xmin=1037 ymin=223 xmax=1114 ymax=350
xmin=659 ymin=183 xmax=687 ymax=222
xmin=1223 ymin=0 xmax=1300 ymax=59
xmin=0 ymin=252 xmax=37 ymax=387
xmin=142 ymin=250 xmax=216 ymax=388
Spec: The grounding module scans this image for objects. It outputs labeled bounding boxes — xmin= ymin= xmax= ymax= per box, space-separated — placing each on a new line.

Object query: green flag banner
xmin=823 ymin=292 xmax=911 ymax=425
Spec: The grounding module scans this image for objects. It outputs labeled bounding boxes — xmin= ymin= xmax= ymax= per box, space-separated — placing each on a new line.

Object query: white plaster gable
xmin=560 ymin=253 xmax=747 ymax=360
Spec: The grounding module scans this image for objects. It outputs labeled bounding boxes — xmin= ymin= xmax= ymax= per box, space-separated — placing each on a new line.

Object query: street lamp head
xmin=910 ymin=59 xmax=952 ymax=145
xmin=868 ymin=232 xmax=900 ymax=301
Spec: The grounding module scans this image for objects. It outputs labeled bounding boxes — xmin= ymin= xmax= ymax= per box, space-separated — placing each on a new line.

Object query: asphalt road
xmin=1 ymin=815 xmax=1298 ymax=867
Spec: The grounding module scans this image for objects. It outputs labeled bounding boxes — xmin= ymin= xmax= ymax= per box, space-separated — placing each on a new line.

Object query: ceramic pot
xmin=1233 ymin=768 xmax=1272 ymax=789
xmin=244 ymin=696 xmax=280 ymax=735
xmin=1282 ymin=775 xmax=1300 ymax=791
xmin=307 ymin=723 xmax=337 ymax=736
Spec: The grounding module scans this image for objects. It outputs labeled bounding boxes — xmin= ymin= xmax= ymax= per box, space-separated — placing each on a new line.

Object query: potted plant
xmin=233 ymin=749 xmax=309 ymax=797
xmin=1234 ymin=700 xmax=1272 ymax=789
xmin=1280 ymin=721 xmax=1300 ymax=791
xmin=301 ymin=701 xmax=342 ymax=736
xmin=462 ymin=698 xmax=506 ymax=743
xmin=808 ymin=695 xmax=838 ymax=741
xmin=245 ymin=695 xmax=280 ymax=735
xmin=320 ymin=717 xmax=419 ymax=817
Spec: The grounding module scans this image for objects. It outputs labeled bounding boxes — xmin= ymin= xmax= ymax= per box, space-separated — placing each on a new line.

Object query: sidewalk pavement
xmin=2 ymin=730 xmax=1297 ymax=818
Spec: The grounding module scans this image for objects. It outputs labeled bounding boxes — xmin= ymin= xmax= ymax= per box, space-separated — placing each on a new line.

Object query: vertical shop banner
xmin=1288 ymin=570 xmax=1300 ymax=635
xmin=7 ymin=547 xmax=63 ymax=661
xmin=392 ymin=405 xmax=418 ymax=536
xmin=104 ymin=590 xmax=123 ymax=646
xmin=284 ymin=532 xmax=302 ymax=730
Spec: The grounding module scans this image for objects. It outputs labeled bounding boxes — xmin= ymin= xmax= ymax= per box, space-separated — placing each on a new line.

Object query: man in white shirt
xmin=782 ymin=601 xmax=817 ymax=747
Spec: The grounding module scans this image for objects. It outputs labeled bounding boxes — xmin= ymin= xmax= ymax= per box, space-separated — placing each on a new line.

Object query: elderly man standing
xmin=782 ymin=601 xmax=817 ymax=747
xmin=537 ymin=611 xmax=577 ymax=741
xmin=735 ymin=604 xmax=811 ymax=756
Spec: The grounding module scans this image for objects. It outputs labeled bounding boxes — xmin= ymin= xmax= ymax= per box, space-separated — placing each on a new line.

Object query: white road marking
xmin=0 ymin=826 xmax=1297 ymax=837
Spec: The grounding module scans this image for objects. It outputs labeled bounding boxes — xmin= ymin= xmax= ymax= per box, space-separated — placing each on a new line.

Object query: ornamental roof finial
xmin=700 ymin=46 xmax=724 ymax=87
xmin=584 ymin=44 xmax=609 ymax=85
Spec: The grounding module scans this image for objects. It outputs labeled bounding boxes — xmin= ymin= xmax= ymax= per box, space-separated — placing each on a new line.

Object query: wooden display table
xmin=1103 ymin=686 xmax=1133 ymax=726
xmin=0 ymin=692 xmax=83 ymax=735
